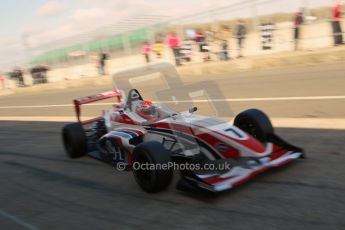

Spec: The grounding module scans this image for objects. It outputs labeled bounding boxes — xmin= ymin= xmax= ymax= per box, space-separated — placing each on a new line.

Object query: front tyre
xmin=132 ymin=141 xmax=173 ymax=193
xmin=62 ymin=122 xmax=87 ymax=158
xmin=234 ymin=108 xmax=274 ymax=143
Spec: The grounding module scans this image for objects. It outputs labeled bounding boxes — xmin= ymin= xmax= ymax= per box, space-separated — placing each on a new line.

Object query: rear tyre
xmin=62 ymin=122 xmax=87 ymax=158
xmin=132 ymin=141 xmax=173 ymax=193
xmin=234 ymin=108 xmax=274 ymax=142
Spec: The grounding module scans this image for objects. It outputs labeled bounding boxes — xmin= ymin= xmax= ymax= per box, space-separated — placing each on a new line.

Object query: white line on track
xmin=0 ymin=95 xmax=345 ymax=109
xmin=0 ymin=208 xmax=39 ymax=230
xmin=0 ymin=116 xmax=344 ymax=129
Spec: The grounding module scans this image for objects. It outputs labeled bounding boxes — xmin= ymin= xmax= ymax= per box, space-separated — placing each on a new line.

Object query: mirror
xmin=189 ymin=107 xmax=198 ymax=113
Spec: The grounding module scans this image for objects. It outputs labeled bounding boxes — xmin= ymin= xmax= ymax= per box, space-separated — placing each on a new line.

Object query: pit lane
xmin=0 ymin=63 xmax=345 ymax=229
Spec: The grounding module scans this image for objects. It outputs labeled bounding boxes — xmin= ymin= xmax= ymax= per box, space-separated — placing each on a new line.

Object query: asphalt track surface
xmin=0 ymin=63 xmax=345 ymax=229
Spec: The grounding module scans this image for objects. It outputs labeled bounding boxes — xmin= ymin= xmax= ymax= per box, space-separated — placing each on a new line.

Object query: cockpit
xmin=124 ymin=89 xmax=177 ymax=122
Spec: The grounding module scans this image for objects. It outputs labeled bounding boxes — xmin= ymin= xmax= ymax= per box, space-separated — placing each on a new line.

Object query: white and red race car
xmin=62 ymin=87 xmax=305 ymax=193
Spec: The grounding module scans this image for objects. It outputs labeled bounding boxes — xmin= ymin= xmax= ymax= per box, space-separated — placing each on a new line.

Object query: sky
xmin=0 ymin=0 xmax=334 ymax=69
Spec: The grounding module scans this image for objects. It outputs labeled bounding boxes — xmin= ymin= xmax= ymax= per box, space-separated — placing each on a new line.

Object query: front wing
xmin=178 ymin=135 xmax=305 ymax=193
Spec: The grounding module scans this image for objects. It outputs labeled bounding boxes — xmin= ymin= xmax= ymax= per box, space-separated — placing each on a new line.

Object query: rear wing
xmin=73 ymin=90 xmax=122 ymax=122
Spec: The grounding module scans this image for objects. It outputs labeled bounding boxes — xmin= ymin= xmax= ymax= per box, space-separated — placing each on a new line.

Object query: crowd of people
xmin=139 ymin=1 xmax=345 ymax=65
xmin=294 ymin=0 xmax=344 ymax=50
xmin=0 ymin=65 xmax=50 ymax=88
xmin=141 ymin=20 xmax=248 ymax=66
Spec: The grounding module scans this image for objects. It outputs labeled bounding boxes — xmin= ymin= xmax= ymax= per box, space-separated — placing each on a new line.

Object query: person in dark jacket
xmin=236 ymin=20 xmax=246 ymax=58
xmin=293 ymin=9 xmax=304 ymax=51
xmin=10 ymin=67 xmax=24 ymax=86
xmin=98 ymin=52 xmax=108 ymax=75
xmin=195 ymin=30 xmax=210 ymax=61
xmin=219 ymin=40 xmax=229 ymax=61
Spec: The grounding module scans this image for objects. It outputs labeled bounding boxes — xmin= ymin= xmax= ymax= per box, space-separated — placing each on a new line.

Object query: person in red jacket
xmin=332 ymin=0 xmax=343 ymax=45
xmin=142 ymin=42 xmax=152 ymax=63
xmin=293 ymin=9 xmax=304 ymax=50
xmin=165 ymin=32 xmax=181 ymax=66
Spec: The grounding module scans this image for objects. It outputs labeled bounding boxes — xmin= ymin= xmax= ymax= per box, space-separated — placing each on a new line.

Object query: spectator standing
xmin=217 ymin=26 xmax=231 ymax=60
xmin=165 ymin=32 xmax=181 ymax=66
xmin=142 ymin=42 xmax=152 ymax=63
xmin=332 ymin=0 xmax=343 ymax=46
xmin=179 ymin=38 xmax=194 ymax=62
xmin=195 ymin=30 xmax=210 ymax=61
xmin=235 ymin=20 xmax=246 ymax=58
xmin=98 ymin=52 xmax=108 ymax=75
xmin=153 ymin=40 xmax=163 ymax=59
xmin=0 ymin=73 xmax=5 ymax=89
xmin=293 ymin=9 xmax=304 ymax=51
xmin=10 ymin=67 xmax=24 ymax=87
xmin=219 ymin=40 xmax=229 ymax=61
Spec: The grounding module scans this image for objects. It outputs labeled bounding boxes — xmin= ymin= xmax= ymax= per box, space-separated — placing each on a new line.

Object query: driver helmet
xmin=136 ymin=100 xmax=159 ymax=120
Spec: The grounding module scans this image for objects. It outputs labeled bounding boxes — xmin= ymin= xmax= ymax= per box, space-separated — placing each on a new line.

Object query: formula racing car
xmin=62 ymin=87 xmax=305 ymax=193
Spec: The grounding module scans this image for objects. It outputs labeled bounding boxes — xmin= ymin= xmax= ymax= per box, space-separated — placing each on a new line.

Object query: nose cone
xmin=190 ymin=118 xmax=267 ymax=157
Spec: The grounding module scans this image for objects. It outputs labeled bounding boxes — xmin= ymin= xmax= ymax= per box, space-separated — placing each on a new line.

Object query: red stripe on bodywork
xmin=116 ymin=114 xmax=138 ymax=125
xmin=269 ymin=148 xmax=289 ymax=161
xmin=192 ymin=123 xmax=266 ymax=154
xmin=152 ymin=122 xmax=240 ymax=158
xmin=205 ymin=157 xmax=295 ymax=188
xmin=231 ymin=158 xmax=293 ymax=187
xmin=205 ymin=151 xmax=296 ymax=188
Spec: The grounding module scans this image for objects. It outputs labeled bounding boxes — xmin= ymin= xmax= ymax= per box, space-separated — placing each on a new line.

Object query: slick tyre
xmin=62 ymin=122 xmax=87 ymax=158
xmin=234 ymin=108 xmax=274 ymax=143
xmin=132 ymin=141 xmax=173 ymax=193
